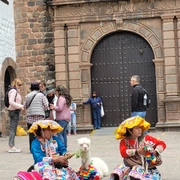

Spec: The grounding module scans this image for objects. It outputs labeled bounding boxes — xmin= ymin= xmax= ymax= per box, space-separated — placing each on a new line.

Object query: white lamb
xmin=77 ymin=137 xmax=110 ymax=179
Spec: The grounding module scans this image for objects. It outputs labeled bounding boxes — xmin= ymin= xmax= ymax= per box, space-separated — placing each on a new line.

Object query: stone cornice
xmin=45 ymin=0 xmax=118 ymax=6
xmin=164 ymin=97 xmax=180 ymax=102
xmin=50 ymin=0 xmax=180 ymax=19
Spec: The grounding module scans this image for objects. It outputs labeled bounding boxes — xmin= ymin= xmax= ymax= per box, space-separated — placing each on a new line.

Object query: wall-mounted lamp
xmin=1 ymin=0 xmax=9 ymax=5
xmin=139 ymin=49 xmax=144 ymax=55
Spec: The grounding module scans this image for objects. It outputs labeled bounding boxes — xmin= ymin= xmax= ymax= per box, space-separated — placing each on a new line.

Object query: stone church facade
xmin=1 ymin=0 xmax=180 ymax=134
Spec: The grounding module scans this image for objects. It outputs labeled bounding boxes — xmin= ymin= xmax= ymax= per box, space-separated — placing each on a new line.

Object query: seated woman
xmin=110 ymin=116 xmax=166 ymax=180
xmin=28 ymin=119 xmax=76 ymax=179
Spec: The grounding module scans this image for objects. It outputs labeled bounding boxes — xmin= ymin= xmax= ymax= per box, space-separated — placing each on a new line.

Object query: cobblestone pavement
xmin=0 ymin=128 xmax=180 ymax=179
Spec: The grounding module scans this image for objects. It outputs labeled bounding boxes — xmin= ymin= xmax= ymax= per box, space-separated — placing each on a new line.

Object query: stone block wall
xmin=14 ymin=0 xmax=55 ymax=97
xmin=11 ymin=0 xmax=180 ymax=131
xmin=51 ymin=0 xmax=180 ymax=130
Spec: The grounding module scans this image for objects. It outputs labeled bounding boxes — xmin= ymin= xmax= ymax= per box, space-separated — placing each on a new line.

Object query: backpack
xmin=4 ymin=88 xmax=17 ymax=107
xmin=136 ymin=86 xmax=150 ymax=109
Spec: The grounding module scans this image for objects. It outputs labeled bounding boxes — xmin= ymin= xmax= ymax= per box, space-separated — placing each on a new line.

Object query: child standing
xmin=67 ymin=101 xmax=77 ymax=135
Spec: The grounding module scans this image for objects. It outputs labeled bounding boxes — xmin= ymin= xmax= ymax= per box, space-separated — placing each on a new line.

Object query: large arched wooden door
xmin=91 ymin=31 xmax=157 ymax=127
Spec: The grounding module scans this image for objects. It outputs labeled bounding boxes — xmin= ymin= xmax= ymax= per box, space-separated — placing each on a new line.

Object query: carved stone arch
xmin=123 ymin=22 xmax=163 ymax=59
xmin=1 ymin=57 xmax=17 ymax=95
xmin=0 ymin=57 xmax=17 ymax=135
xmin=81 ymin=22 xmax=163 ymax=63
xmin=80 ymin=21 xmax=162 ymax=129
xmin=81 ymin=22 xmax=116 ymax=63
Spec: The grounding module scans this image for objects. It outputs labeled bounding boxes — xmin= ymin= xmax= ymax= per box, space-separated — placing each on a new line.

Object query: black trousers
xmin=27 ymin=123 xmax=35 ymax=152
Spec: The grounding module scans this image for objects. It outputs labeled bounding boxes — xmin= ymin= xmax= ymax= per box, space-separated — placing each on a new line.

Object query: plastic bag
xmin=101 ymin=105 xmax=105 ymax=117
xmin=16 ymin=125 xmax=27 ymax=136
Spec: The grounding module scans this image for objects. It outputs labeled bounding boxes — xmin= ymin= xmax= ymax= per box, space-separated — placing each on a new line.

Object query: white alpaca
xmin=77 ymin=137 xmax=110 ymax=179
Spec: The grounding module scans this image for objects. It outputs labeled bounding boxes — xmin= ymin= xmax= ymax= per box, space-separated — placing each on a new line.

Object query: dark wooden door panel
xmin=91 ymin=31 xmax=157 ymax=127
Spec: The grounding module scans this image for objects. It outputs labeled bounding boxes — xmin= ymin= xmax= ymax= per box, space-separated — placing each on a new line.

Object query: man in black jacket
xmin=130 ymin=75 xmax=146 ymax=118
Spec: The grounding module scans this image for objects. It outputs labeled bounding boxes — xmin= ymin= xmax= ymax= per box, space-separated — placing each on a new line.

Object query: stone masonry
xmin=8 ymin=0 xmax=180 ymax=134
xmin=14 ymin=0 xmax=55 ymax=95
xmin=0 ymin=0 xmax=56 ymax=133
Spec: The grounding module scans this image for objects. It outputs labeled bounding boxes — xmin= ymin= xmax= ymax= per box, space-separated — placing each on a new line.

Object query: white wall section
xmin=0 ymin=0 xmax=16 ymax=65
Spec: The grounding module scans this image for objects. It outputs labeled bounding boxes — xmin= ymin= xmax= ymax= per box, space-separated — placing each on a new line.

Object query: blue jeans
xmin=68 ymin=113 xmax=76 ymax=133
xmin=57 ymin=120 xmax=68 ymax=148
xmin=131 ymin=111 xmax=146 ymax=118
xmin=8 ymin=109 xmax=21 ymax=147
xmin=92 ymin=108 xmax=101 ymax=129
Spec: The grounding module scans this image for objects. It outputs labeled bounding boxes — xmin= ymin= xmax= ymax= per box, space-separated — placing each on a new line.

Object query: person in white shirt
xmin=46 ymin=86 xmax=57 ymax=120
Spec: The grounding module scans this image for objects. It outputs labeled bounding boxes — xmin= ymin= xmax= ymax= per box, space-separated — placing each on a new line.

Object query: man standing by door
xmin=130 ymin=75 xmax=146 ymax=118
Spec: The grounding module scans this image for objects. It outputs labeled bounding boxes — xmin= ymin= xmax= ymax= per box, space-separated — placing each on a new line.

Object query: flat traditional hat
xmin=30 ymin=82 xmax=39 ymax=91
xmin=46 ymin=86 xmax=55 ymax=95
xmin=116 ymin=116 xmax=150 ymax=140
xmin=28 ymin=120 xmax=63 ymax=135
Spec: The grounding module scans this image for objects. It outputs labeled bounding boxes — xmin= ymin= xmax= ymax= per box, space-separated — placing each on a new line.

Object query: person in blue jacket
xmin=83 ymin=91 xmax=102 ymax=129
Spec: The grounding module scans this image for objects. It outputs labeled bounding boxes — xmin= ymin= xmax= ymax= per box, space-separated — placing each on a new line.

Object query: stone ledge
xmin=149 ymin=127 xmax=156 ymax=131
xmin=76 ymin=125 xmax=94 ymax=134
xmin=155 ymin=121 xmax=180 ymax=131
xmin=164 ymin=97 xmax=180 ymax=102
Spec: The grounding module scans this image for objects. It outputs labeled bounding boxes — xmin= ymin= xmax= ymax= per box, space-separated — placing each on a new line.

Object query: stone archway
xmin=80 ymin=21 xmax=164 ymax=127
xmin=0 ymin=57 xmax=17 ymax=135
xmin=81 ymin=22 xmax=163 ymax=62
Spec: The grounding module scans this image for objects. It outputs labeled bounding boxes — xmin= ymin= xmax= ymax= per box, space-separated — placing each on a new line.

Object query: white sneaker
xmin=8 ymin=146 xmax=21 ymax=153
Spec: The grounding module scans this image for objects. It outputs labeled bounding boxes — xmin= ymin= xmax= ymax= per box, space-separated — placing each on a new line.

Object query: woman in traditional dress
xmin=28 ymin=120 xmax=77 ymax=179
xmin=110 ymin=116 xmax=166 ymax=180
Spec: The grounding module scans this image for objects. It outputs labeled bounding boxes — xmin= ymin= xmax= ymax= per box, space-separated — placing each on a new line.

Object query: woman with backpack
xmin=7 ymin=78 xmax=24 ymax=153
